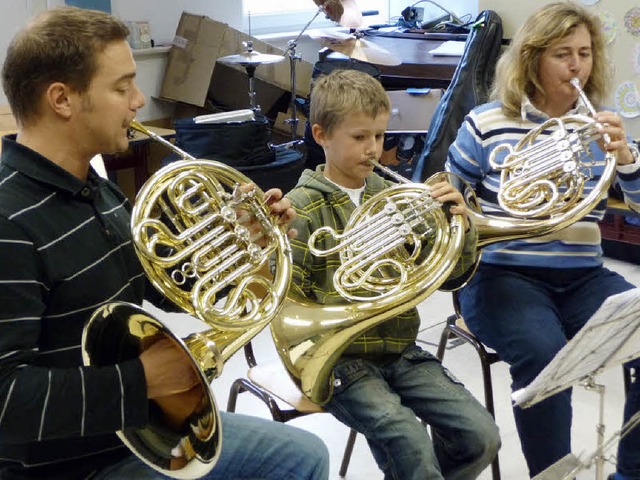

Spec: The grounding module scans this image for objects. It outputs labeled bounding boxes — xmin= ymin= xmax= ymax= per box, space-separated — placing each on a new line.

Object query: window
xmin=242 ymin=0 xmax=389 ymax=36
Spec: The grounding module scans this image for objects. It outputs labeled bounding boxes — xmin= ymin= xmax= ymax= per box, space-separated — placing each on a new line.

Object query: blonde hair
xmin=310 ymin=69 xmax=390 ymax=134
xmin=491 ymin=1 xmax=609 ymax=117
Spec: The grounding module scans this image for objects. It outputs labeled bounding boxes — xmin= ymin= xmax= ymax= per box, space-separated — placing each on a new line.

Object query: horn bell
xmin=82 ymin=121 xmax=292 ymax=478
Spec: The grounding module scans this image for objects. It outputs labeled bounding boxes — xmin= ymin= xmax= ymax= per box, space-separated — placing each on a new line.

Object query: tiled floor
xmin=151 ymin=256 xmax=639 ymax=479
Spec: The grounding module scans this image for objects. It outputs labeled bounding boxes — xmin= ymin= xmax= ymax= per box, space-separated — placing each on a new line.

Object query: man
xmin=0 ymin=6 xmax=329 ymax=480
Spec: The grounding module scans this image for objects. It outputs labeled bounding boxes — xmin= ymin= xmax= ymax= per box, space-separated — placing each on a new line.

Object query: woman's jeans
xmin=93 ymin=411 xmax=330 ymax=480
xmin=459 ymin=263 xmax=640 ymax=478
xmin=323 ymin=344 xmax=501 ymax=480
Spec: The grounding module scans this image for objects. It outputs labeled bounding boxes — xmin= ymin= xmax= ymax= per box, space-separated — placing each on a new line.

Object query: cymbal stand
xmin=242 ymin=41 xmax=261 ymax=115
xmin=284 ymin=39 xmax=304 ymax=144
xmin=270 ymin=8 xmax=322 ymax=150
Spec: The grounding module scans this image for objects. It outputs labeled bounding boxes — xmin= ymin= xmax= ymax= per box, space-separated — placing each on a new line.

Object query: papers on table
xmin=429 ymin=40 xmax=466 ymax=56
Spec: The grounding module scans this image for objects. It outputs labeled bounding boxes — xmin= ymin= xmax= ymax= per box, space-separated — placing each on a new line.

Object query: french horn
xmin=81 ymin=120 xmax=292 ymax=478
xmin=270 ymin=77 xmax=618 ymax=405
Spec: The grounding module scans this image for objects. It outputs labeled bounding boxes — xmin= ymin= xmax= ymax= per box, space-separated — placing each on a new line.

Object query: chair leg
xmin=227 ymin=378 xmax=246 ymax=413
xmin=436 ymin=325 xmax=452 ymax=360
xmin=338 ymin=428 xmax=358 ymax=478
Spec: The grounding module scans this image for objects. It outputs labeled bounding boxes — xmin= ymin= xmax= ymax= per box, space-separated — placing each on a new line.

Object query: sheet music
xmin=429 ymin=40 xmax=466 ymax=57
xmin=512 ymin=288 xmax=640 ymax=408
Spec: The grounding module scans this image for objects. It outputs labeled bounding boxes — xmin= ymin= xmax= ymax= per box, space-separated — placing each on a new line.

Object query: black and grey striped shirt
xmin=0 ymin=136 xmax=149 ymax=477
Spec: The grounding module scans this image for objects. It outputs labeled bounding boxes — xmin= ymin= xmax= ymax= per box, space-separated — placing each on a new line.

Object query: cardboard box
xmin=0 ymin=105 xmax=17 ymax=132
xmin=160 ymin=12 xmax=313 ymax=111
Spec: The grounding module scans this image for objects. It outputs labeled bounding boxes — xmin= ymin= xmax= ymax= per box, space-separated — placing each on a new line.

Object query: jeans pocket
xmin=400 ymin=343 xmax=437 ymax=362
xmin=331 ymin=358 xmax=369 ymax=395
xmin=401 ymin=344 xmax=464 ymax=386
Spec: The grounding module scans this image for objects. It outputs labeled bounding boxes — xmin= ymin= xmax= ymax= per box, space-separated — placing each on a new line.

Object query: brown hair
xmin=2 ymin=6 xmax=130 ymax=125
xmin=310 ymin=69 xmax=390 ymax=135
xmin=491 ymin=1 xmax=609 ymax=117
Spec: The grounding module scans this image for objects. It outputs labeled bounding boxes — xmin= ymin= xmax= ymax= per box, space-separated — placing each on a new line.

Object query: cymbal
xmin=319 ymin=36 xmax=402 ymax=66
xmin=313 ymin=0 xmax=363 ymax=29
xmin=217 ymin=50 xmax=285 ymax=67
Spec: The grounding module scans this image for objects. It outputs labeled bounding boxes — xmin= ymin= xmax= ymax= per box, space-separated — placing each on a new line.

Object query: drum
xmin=312 ymin=59 xmax=381 ymax=81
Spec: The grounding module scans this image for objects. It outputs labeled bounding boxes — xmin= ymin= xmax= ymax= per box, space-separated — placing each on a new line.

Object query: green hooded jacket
xmin=285 ymin=165 xmax=478 ymax=357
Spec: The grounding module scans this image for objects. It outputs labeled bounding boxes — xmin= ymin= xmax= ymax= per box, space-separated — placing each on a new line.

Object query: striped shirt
xmin=446 ymin=100 xmax=640 ymax=269
xmin=286 ymin=166 xmax=478 ymax=356
xmin=0 ymin=136 xmax=149 ymax=477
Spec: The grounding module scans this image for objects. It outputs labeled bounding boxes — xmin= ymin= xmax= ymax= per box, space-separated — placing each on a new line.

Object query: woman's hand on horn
xmin=594 ymin=111 xmax=634 ymax=165
xmin=430 ymin=181 xmax=470 ymax=232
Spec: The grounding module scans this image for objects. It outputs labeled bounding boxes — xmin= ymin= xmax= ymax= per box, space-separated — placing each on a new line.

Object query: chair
xmin=436 ymin=293 xmax=502 ymax=480
xmin=226 ymin=341 xmax=358 ymax=478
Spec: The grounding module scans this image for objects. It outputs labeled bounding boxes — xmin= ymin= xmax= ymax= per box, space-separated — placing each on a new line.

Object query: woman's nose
xmin=568 ymin=53 xmax=581 ymax=71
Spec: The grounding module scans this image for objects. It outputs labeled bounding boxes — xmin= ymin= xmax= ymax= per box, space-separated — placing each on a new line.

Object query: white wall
xmin=480 ymin=0 xmax=640 ymax=139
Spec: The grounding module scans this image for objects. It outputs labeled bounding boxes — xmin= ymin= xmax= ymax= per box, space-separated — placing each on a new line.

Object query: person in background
xmin=0 ymin=6 xmax=329 ymax=480
xmin=446 ymin=2 xmax=640 ymax=479
xmin=286 ymin=68 xmax=501 ymax=480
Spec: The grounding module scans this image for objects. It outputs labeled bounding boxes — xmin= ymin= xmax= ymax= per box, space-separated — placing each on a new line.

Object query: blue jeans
xmin=459 ymin=263 xmax=640 ymax=478
xmin=93 ymin=411 xmax=329 ymax=480
xmin=323 ymin=344 xmax=501 ymax=480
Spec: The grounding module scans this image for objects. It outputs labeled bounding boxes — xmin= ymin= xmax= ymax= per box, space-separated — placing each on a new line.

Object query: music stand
xmin=511 ymin=288 xmax=640 ymax=480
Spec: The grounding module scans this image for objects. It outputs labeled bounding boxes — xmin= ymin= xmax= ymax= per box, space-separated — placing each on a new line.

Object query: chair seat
xmin=454 ymin=316 xmax=471 ymax=333
xmin=247 ymin=362 xmax=324 ymax=414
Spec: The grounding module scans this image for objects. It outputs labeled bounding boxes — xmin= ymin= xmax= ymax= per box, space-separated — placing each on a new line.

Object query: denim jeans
xmin=458 ymin=263 xmax=640 ymax=479
xmin=93 ymin=411 xmax=329 ymax=480
xmin=323 ymin=344 xmax=501 ymax=480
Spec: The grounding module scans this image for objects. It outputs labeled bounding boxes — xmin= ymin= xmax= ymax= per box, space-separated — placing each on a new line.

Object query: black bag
xmin=412 ymin=10 xmax=503 ymax=182
xmin=163 ymin=115 xmax=305 ymax=194
xmin=171 ymin=115 xmax=275 ymax=167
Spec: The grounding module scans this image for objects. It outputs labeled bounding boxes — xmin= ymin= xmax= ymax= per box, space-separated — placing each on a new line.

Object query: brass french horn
xmin=270 ymin=77 xmax=617 ymax=405
xmin=81 ymin=121 xmax=292 ymax=478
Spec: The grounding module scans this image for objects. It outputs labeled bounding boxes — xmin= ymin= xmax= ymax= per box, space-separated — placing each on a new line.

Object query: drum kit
xmin=217 ymin=0 xmax=401 ymax=147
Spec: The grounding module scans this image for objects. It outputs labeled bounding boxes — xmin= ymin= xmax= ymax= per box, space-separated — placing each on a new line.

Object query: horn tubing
xmin=271 ymin=78 xmax=619 ymax=405
xmin=82 ymin=121 xmax=293 ymax=478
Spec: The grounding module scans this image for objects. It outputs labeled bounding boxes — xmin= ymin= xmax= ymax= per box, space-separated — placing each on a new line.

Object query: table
xmin=363 ymin=32 xmax=461 ymax=89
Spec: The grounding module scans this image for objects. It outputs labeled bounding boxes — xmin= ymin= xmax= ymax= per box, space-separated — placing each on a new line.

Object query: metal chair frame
xmin=226 ymin=342 xmax=358 ymax=478
xmin=436 ymin=296 xmax=502 ymax=480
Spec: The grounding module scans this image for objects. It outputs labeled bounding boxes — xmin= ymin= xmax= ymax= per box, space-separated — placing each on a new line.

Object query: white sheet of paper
xmin=429 ymin=40 xmax=466 ymax=56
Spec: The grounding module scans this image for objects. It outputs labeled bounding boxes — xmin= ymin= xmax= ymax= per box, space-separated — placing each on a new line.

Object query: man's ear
xmin=311 ymin=123 xmax=328 ymax=147
xmin=45 ymin=82 xmax=73 ymax=120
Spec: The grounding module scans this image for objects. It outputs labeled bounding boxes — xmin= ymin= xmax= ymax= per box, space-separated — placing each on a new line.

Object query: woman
xmin=445 ymin=2 xmax=640 ymax=479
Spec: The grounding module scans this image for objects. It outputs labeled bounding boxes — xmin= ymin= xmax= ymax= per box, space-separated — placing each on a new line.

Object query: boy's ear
xmin=311 ymin=123 xmax=328 ymax=147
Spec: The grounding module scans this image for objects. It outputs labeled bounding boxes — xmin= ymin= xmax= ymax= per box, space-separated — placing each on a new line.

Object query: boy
xmin=286 ymin=68 xmax=501 ymax=479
